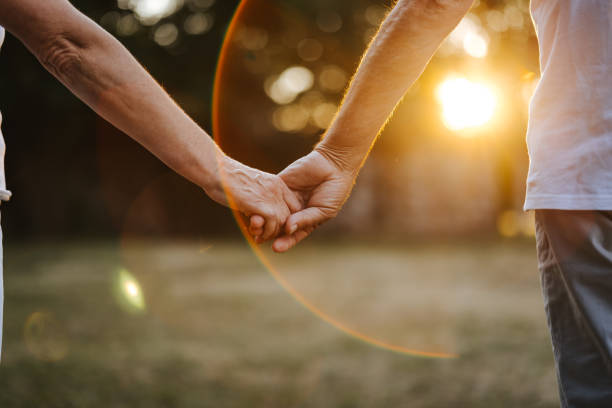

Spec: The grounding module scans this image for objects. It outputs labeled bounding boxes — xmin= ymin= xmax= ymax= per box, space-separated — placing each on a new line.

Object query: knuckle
xmin=261 ymin=209 xmax=275 ymax=219
xmin=261 ymin=176 xmax=278 ymax=188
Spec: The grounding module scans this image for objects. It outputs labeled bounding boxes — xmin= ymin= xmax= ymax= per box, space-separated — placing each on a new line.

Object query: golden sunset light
xmin=436 ymin=77 xmax=497 ymax=132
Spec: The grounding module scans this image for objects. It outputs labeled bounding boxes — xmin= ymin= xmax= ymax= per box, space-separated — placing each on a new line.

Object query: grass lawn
xmin=0 ymin=238 xmax=558 ymax=407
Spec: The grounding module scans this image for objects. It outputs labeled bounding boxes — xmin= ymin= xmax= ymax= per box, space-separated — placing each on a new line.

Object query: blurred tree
xmin=0 ymin=0 xmax=538 ymax=239
xmin=215 ymin=0 xmax=538 ymax=237
xmin=0 ymin=0 xmax=241 ymax=239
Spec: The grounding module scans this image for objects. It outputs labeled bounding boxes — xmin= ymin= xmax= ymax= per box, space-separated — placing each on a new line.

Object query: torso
xmin=524 ymin=0 xmax=612 ymax=210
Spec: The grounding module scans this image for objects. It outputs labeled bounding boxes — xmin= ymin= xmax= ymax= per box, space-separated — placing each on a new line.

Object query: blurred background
xmin=0 ymin=0 xmax=559 ymax=407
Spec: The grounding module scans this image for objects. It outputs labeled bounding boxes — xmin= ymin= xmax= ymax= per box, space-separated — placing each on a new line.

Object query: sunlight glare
xmin=463 ymin=32 xmax=488 ymax=58
xmin=125 ymin=0 xmax=182 ymax=25
xmin=446 ymin=14 xmax=489 ymax=58
xmin=436 ymin=77 xmax=497 ymax=132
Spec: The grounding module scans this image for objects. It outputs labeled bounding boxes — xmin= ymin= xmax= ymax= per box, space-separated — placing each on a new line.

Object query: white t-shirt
xmin=525 ymin=0 xmax=612 ymax=210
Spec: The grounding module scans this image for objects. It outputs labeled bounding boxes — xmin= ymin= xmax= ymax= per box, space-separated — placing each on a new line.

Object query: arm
xmin=317 ymin=0 xmax=473 ymax=170
xmin=264 ymin=0 xmax=474 ymax=252
xmin=0 ymin=0 xmax=299 ymax=239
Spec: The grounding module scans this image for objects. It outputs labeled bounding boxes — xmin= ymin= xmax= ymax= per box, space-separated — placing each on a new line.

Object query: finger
xmin=260 ymin=214 xmax=279 ymax=242
xmin=278 ymin=157 xmax=314 ymax=188
xmin=282 ymin=185 xmax=303 ymax=214
xmin=273 ymin=227 xmax=314 ymax=253
xmin=284 ymin=207 xmax=328 ymax=235
xmin=249 ymin=215 xmax=265 ymax=237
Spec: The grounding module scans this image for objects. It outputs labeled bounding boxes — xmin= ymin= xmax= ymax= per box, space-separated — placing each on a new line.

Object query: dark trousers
xmin=535 ymin=210 xmax=612 ymax=407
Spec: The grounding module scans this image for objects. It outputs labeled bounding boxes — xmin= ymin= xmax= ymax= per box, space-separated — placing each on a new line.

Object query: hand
xmin=205 ymin=154 xmax=302 ymax=241
xmin=250 ymin=149 xmax=357 ymax=252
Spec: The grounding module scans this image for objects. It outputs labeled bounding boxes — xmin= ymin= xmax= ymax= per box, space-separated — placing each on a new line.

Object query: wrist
xmin=315 ymin=141 xmax=363 ymax=176
xmin=197 ymin=147 xmax=228 ymax=201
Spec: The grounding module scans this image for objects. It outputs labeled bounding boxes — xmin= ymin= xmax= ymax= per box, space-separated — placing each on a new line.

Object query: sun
xmin=436 ymin=77 xmax=497 ymax=133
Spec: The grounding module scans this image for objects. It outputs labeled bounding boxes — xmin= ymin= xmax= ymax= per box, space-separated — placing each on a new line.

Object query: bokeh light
xmin=236 ymin=26 xmax=269 ymax=51
xmin=311 ymin=102 xmax=338 ymax=129
xmin=118 ymin=0 xmax=184 ymax=25
xmin=297 ymin=38 xmax=324 ymax=62
xmin=364 ymin=5 xmax=388 ymax=26
xmin=463 ymin=31 xmax=488 ymax=58
xmin=316 ymin=11 xmax=343 ymax=33
xmin=154 ymin=22 xmax=179 ymax=46
xmin=436 ymin=77 xmax=497 ymax=132
xmin=442 ymin=14 xmax=489 ymax=58
xmin=190 ymin=0 xmax=215 ymax=9
xmin=265 ymin=66 xmax=315 ymax=105
xmin=272 ymin=104 xmax=310 ymax=133
xmin=318 ymin=65 xmax=348 ymax=93
xmin=117 ymin=14 xmax=140 ymax=36
xmin=184 ymin=12 xmax=214 ymax=35
xmin=114 ymin=268 xmax=146 ymax=314
xmin=104 ymin=0 xmax=216 ymax=39
xmin=24 ymin=311 xmax=69 ymax=362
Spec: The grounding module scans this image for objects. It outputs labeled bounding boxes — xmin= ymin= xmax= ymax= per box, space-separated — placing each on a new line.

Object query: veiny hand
xmin=250 ymin=149 xmax=357 ymax=252
xmin=205 ymin=154 xmax=302 ymax=242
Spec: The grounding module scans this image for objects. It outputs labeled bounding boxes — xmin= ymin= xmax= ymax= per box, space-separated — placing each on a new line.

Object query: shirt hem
xmin=524 ymin=194 xmax=612 ymax=211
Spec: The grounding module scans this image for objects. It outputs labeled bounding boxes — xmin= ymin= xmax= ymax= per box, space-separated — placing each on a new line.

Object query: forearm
xmin=44 ymin=30 xmax=222 ymax=191
xmin=0 ymin=0 xmax=222 ymax=192
xmin=318 ymin=0 xmax=472 ymax=171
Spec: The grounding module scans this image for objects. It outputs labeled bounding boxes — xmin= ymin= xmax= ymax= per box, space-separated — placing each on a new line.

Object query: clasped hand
xmin=212 ymin=149 xmax=356 ymax=253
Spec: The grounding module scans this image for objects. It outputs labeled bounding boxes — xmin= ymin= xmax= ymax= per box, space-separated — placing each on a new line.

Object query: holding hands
xmin=213 ymin=0 xmax=460 ymax=248
xmin=247 ymin=147 xmax=358 ymax=253
xmin=205 ymin=154 xmax=303 ymax=242
xmin=0 ymin=0 xmax=470 ymax=253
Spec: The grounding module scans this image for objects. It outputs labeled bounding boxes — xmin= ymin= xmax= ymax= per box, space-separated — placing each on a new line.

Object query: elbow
xmin=38 ymin=34 xmax=84 ymax=83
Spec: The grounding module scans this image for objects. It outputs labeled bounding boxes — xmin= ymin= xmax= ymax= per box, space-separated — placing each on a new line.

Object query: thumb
xmin=279 ymin=156 xmax=322 ymax=190
xmin=285 ymin=207 xmax=329 ymax=235
xmin=278 ymin=166 xmax=304 ymax=190
xmin=282 ymin=184 xmax=303 ymax=214
xmin=273 ymin=227 xmax=314 ymax=253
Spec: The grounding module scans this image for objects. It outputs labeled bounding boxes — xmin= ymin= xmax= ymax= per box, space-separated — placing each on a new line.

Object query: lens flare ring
xmin=213 ymin=0 xmax=456 ymax=359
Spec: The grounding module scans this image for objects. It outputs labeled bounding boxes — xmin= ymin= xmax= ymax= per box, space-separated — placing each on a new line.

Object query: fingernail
xmin=289 ymin=224 xmax=298 ymax=234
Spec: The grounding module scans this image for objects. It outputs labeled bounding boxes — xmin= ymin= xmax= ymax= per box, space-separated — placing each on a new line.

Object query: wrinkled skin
xmin=249 ymin=150 xmax=357 ymax=252
xmin=208 ymin=155 xmax=303 ymax=242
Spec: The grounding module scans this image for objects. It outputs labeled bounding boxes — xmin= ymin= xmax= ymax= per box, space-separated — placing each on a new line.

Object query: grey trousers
xmin=535 ymin=210 xmax=612 ymax=407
